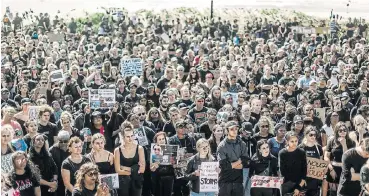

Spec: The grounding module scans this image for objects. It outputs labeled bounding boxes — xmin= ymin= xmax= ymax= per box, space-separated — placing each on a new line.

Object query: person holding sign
xmin=217 ymin=121 xmax=250 ymax=196
xmin=72 ymin=163 xmax=110 ymax=196
xmin=279 ymin=131 xmax=307 ymax=196
xmin=249 ymin=139 xmax=278 ymax=196
xmin=185 ymin=138 xmax=216 ymax=196
xmin=151 ymin=132 xmax=175 ymax=196
xmin=298 ymin=126 xmax=324 ymax=196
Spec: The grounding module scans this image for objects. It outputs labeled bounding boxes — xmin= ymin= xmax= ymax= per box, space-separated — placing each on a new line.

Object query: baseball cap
xmin=293 ymin=115 xmax=304 ymax=123
xmin=1 ymin=88 xmax=9 ymax=93
xmin=178 ymin=103 xmax=189 ymax=110
xmin=225 ymin=121 xmax=239 ymax=129
xmin=242 ymin=122 xmax=253 ymax=131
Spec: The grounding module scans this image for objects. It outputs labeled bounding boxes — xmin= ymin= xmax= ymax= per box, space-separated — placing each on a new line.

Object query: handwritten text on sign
xmin=307 ymin=157 xmax=329 ymax=180
xmin=251 ymin=175 xmax=284 ymax=189
xmin=200 ymin=162 xmax=219 ymax=192
xmin=120 ymin=58 xmax=143 ymax=77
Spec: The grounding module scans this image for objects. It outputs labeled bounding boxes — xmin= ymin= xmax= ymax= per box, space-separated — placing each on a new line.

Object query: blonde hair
xmin=91 ymin=133 xmax=106 ymax=144
xmin=196 ymin=138 xmax=214 ymax=160
xmin=1 ymin=124 xmax=14 ymax=139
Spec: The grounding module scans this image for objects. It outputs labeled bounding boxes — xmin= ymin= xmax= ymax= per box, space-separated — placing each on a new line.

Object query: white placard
xmin=120 ymin=58 xmax=143 ymax=77
xmin=28 ymin=106 xmax=40 ymax=120
xmin=49 ymin=69 xmax=64 ymax=82
xmin=199 ymin=162 xmax=219 ymax=192
xmin=251 ymin=175 xmax=284 ymax=189
xmin=161 ymin=33 xmax=170 ymax=43
xmin=133 ymin=127 xmax=148 ymax=146
xmin=89 ymin=89 xmax=116 ymax=109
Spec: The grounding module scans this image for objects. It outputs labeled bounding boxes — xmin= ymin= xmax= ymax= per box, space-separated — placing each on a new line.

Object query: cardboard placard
xmin=49 ymin=69 xmax=64 ymax=82
xmin=89 ymin=89 xmax=115 ymax=109
xmin=251 ymin=175 xmax=284 ymax=189
xmin=306 ymin=157 xmax=329 ymax=180
xmin=100 ymin=173 xmax=119 ymax=189
xmin=120 ymin=58 xmax=143 ymax=77
xmin=199 ymin=162 xmax=219 ymax=192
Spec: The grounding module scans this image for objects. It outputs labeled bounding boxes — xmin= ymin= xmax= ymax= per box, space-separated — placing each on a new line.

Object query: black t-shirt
xmin=338 ymin=148 xmax=368 ymax=196
xmin=299 ymin=143 xmax=323 ymax=159
xmin=13 ymin=172 xmax=40 ymax=196
xmin=62 ymin=156 xmax=91 ymax=196
xmin=326 ymin=138 xmax=356 ymax=163
xmin=38 ymin=122 xmax=58 ymax=146
xmin=72 ymin=187 xmax=97 ymax=196
xmin=156 ymin=77 xmax=170 ymax=92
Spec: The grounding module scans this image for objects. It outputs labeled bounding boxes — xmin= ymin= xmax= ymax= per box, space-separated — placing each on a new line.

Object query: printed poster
xmin=150 ymin=143 xmax=162 ymax=163
xmin=159 ymin=145 xmax=179 ymax=165
xmin=89 ymin=89 xmax=115 ymax=109
xmin=120 ymin=58 xmax=143 ymax=77
xmin=49 ymin=69 xmax=64 ymax=82
xmin=199 ymin=162 xmax=219 ymax=192
xmin=28 ymin=106 xmax=40 ymax=120
xmin=100 ymin=173 xmax=119 ymax=189
xmin=251 ymin=175 xmax=284 ymax=189
xmin=1 ymin=154 xmax=13 ymax=173
xmin=306 ymin=157 xmax=329 ymax=180
xmin=314 ymin=108 xmax=326 ymax=123
xmin=133 ymin=127 xmax=148 ymax=146
xmin=47 ymin=32 xmax=65 ymax=42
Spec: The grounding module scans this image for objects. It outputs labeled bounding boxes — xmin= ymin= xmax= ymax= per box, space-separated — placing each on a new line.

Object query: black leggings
xmin=218 ymin=183 xmax=243 ymax=196
xmin=251 ymin=187 xmax=273 ymax=196
xmin=152 ymin=174 xmax=174 ymax=196
xmin=118 ymin=176 xmax=142 ymax=196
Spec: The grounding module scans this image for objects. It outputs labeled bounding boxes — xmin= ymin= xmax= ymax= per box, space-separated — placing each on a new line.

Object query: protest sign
xmin=199 ymin=162 xmax=219 ymax=192
xmin=49 ymin=69 xmax=64 ymax=82
xmin=161 ymin=33 xmax=170 ymax=43
xmin=133 ymin=127 xmax=148 ymax=146
xmin=251 ymin=175 xmax=284 ymax=189
xmin=1 ymin=154 xmax=13 ymax=173
xmin=306 ymin=157 xmax=329 ymax=180
xmin=47 ymin=32 xmax=65 ymax=42
xmin=159 ymin=145 xmax=179 ymax=165
xmin=315 ymin=108 xmax=326 ymax=123
xmin=120 ymin=58 xmax=143 ymax=77
xmin=28 ymin=106 xmax=40 ymax=120
xmin=89 ymin=89 xmax=115 ymax=109
xmin=100 ymin=173 xmax=119 ymax=189
xmin=151 ymin=143 xmax=162 ymax=163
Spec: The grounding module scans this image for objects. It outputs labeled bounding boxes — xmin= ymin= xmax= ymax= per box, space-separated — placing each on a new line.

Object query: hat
xmin=148 ymin=83 xmax=155 ymax=88
xmin=21 ymin=98 xmax=31 ymax=104
xmin=178 ymin=103 xmax=189 ymax=110
xmin=242 ymin=122 xmax=253 ymax=131
xmin=175 ymin=120 xmax=187 ymax=128
xmin=293 ymin=115 xmax=304 ymax=123
xmin=225 ymin=121 xmax=239 ymax=129
xmin=195 ymin=95 xmax=205 ymax=101
xmin=274 ymin=123 xmax=286 ymax=133
xmin=129 ymin=82 xmax=137 ymax=88
xmin=91 ymin=111 xmax=102 ymax=118
xmin=341 ymin=92 xmax=350 ymax=100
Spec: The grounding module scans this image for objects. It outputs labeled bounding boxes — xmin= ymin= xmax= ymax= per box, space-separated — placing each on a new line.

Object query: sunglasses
xmin=309 ymin=133 xmax=316 ymax=137
xmin=261 ymin=125 xmax=269 ymax=128
xmin=59 ymin=140 xmax=69 ymax=144
xmin=137 ymin=113 xmax=145 ymax=116
xmin=151 ymin=112 xmax=158 ymax=115
xmin=87 ymin=171 xmax=98 ymax=177
xmin=338 ymin=129 xmax=347 ymax=133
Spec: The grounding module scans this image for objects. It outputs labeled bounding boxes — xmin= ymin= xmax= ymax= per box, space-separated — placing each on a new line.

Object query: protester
xmin=1 ymin=4 xmax=369 ymax=196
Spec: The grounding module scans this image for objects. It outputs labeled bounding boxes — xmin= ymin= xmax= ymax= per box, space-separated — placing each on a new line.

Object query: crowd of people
xmin=1 ymin=4 xmax=369 ymax=196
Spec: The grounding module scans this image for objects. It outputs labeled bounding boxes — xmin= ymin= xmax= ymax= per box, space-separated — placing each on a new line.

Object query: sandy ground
xmin=1 ymin=0 xmax=368 ymax=20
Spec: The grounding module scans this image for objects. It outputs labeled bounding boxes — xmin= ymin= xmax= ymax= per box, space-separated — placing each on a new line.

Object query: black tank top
xmin=119 ymin=145 xmax=139 ymax=167
xmin=91 ymin=153 xmax=112 ymax=175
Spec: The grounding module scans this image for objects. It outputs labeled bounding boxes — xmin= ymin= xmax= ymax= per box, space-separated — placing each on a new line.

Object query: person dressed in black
xmin=249 ymin=139 xmax=278 ymax=196
xmin=338 ymin=138 xmax=369 ymax=196
xmin=298 ymin=126 xmax=323 ymax=196
xmin=49 ymin=130 xmax=70 ymax=196
xmin=8 ymin=151 xmax=41 ymax=196
xmin=72 ymin=163 xmax=109 ymax=196
xmin=114 ymin=121 xmax=145 ymax=196
xmin=61 ymin=137 xmax=91 ymax=196
xmin=217 ymin=121 xmax=250 ymax=196
xmin=360 ymin=160 xmax=369 ymax=196
xmin=29 ymin=133 xmax=58 ymax=196
xmin=150 ymin=132 xmax=175 ymax=196
xmin=279 ymin=131 xmax=307 ymax=196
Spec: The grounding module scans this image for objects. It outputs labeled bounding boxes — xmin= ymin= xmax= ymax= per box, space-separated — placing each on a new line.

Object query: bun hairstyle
xmin=120 ymin=121 xmax=134 ymax=136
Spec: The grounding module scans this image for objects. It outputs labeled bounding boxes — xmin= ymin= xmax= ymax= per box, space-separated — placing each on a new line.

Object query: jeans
xmin=243 ymin=168 xmax=251 ymax=196
xmin=190 ymin=192 xmax=216 ymax=196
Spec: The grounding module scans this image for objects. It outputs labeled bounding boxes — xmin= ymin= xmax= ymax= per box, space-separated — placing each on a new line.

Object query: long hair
xmin=146 ymin=107 xmax=165 ymax=123
xmin=256 ymin=139 xmax=270 ymax=159
xmin=74 ymin=163 xmax=100 ymax=191
xmin=28 ymin=134 xmax=53 ymax=175
xmin=333 ymin=121 xmax=355 ymax=148
xmin=9 ymin=151 xmax=41 ymax=188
